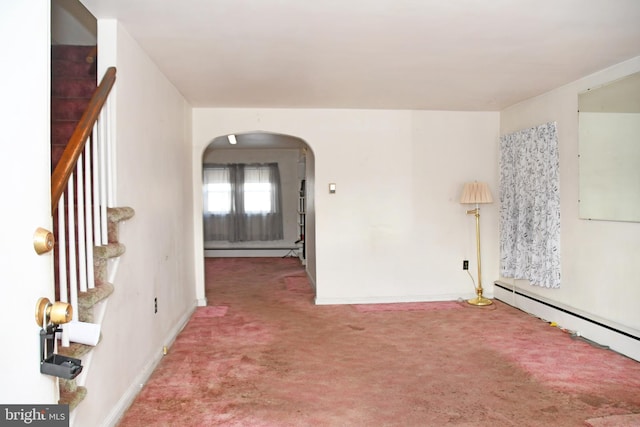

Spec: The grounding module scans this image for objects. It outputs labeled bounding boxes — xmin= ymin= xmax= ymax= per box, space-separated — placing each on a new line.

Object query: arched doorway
xmin=200 ymin=130 xmax=316 ymax=287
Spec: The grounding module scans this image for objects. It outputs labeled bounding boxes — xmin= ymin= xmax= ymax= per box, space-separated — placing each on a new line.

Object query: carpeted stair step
xmin=78 ymin=282 xmax=115 ymax=323
xmin=51 ymin=121 xmax=77 ymax=146
xmin=51 ymin=145 xmax=67 ymax=172
xmin=93 ymin=243 xmax=126 ymax=289
xmin=51 ymin=44 xmax=97 ymax=172
xmin=51 ymin=121 xmax=76 ymax=170
xmin=52 ymin=45 xmax=96 ymax=62
xmin=59 ymin=378 xmax=79 ymax=393
xmin=51 ymin=98 xmax=91 ymax=121
xmin=56 ymin=353 xmax=88 ymax=412
xmin=52 ymin=77 xmax=96 ymax=99
xmin=58 ymin=341 xmax=96 ymax=360
xmin=54 ymin=205 xmax=130 ymax=412
xmin=94 ymin=242 xmax=127 ymax=260
xmin=58 ymin=380 xmax=87 ymax=412
xmin=52 ymin=58 xmax=95 ymax=79
xmin=108 ymin=207 xmax=136 ymax=243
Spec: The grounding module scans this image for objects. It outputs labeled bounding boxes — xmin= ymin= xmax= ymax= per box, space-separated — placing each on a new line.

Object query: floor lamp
xmin=460 ymin=182 xmax=493 ymax=306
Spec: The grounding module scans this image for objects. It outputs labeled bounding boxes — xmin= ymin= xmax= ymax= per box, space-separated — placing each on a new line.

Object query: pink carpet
xmin=353 ymin=301 xmax=464 ymax=312
xmin=284 ymin=275 xmax=310 ymax=292
xmin=585 ymin=413 xmax=640 ymax=426
xmin=192 ymin=305 xmax=229 ymax=318
xmin=118 ymin=257 xmax=640 ymax=426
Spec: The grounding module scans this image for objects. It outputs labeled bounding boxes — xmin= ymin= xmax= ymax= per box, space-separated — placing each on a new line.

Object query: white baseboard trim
xmin=315 ymin=292 xmax=478 ymax=306
xmin=306 ymin=271 xmax=316 ymax=290
xmin=494 ymin=281 xmax=640 ymax=362
xmin=101 ymin=302 xmax=197 ymax=427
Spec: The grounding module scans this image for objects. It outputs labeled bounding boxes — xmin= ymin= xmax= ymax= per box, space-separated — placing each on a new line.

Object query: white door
xmin=0 ymin=1 xmax=58 ymax=403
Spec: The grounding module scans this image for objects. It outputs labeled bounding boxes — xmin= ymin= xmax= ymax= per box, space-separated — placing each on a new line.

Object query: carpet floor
xmin=118 ymin=257 xmax=640 ymax=426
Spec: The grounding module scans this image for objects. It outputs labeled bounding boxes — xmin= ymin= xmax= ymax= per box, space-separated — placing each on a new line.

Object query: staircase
xmin=58 ymin=206 xmax=134 ymax=409
xmin=51 ymin=45 xmax=97 ymax=172
xmin=50 ymin=45 xmax=131 ymax=412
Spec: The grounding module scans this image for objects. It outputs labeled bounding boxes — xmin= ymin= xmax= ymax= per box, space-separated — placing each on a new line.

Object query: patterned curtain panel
xmin=499 ymin=122 xmax=561 ymax=288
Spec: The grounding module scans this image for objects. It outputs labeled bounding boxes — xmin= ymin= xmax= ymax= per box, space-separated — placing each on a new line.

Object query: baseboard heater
xmin=204 ymin=246 xmax=300 ymax=258
xmin=494 ymin=281 xmax=640 ymax=362
xmin=494 ymin=282 xmax=639 ymax=342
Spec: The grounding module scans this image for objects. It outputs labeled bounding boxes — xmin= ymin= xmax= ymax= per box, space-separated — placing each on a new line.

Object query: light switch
xmin=329 ymin=183 xmax=336 ymax=194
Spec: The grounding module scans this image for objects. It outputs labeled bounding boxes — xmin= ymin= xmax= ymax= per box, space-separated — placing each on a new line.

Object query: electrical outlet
xmin=463 ymin=260 xmax=469 ymax=270
xmin=154 ymin=297 xmax=158 ymax=313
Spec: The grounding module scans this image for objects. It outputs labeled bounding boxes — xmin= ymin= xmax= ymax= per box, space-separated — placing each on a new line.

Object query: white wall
xmin=192 ymin=109 xmax=500 ymax=304
xmin=500 ymin=56 xmax=640 ymax=333
xmin=73 ymin=20 xmax=195 ymax=427
xmin=304 ymin=147 xmax=317 ymax=284
xmin=0 ymin=0 xmax=58 ymax=405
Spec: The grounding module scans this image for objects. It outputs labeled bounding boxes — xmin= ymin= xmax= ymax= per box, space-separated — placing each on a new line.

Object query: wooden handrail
xmin=51 ymin=66 xmax=116 ymax=214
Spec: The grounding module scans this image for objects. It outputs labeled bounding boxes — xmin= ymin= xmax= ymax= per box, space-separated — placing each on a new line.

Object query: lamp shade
xmin=460 ymin=182 xmax=493 ymax=204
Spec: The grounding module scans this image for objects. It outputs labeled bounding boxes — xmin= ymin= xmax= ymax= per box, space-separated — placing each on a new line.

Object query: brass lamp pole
xmin=460 ymin=182 xmax=493 ymax=306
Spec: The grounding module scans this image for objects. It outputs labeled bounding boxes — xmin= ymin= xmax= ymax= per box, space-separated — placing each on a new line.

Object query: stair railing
xmin=51 ymin=67 xmax=116 ymax=346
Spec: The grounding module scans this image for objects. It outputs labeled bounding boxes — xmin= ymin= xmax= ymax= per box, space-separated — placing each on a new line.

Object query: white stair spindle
xmin=67 ymin=175 xmax=78 ymax=323
xmin=76 ymin=154 xmax=87 ymax=293
xmin=85 ymin=138 xmax=96 ymax=289
xmin=99 ymin=114 xmax=108 ymax=244
xmin=57 ymin=195 xmax=70 ymax=347
xmin=92 ymin=128 xmax=101 ymax=246
xmin=105 ymin=98 xmax=115 ymax=207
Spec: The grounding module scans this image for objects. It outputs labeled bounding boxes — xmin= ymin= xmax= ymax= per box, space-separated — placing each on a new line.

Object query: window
xmin=204 ymin=167 xmax=231 ymax=214
xmin=204 ymin=165 xmax=275 ymax=214
xmin=203 ymin=163 xmax=283 ymax=242
xmin=243 ymin=166 xmax=273 ymax=213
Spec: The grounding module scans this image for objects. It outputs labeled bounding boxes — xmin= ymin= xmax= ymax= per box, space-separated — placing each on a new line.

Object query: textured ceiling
xmin=81 ymin=0 xmax=640 ymax=111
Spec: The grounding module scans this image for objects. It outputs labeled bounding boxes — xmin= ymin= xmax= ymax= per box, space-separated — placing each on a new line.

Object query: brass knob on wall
xmin=35 ymin=297 xmax=72 ymax=327
xmin=33 ymin=227 xmax=55 ymax=255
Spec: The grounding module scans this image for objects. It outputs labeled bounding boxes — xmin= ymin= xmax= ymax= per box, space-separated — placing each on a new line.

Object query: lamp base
xmin=467 ymin=296 xmax=493 ymax=306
